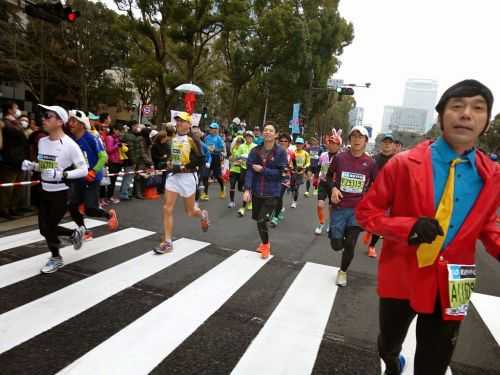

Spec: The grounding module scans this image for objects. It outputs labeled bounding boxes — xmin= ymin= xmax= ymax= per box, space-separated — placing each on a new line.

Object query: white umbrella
xmin=175 ymin=83 xmax=204 ymax=96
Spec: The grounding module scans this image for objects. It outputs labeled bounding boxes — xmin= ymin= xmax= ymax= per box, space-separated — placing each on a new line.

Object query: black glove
xmin=408 ymin=217 xmax=444 ymax=246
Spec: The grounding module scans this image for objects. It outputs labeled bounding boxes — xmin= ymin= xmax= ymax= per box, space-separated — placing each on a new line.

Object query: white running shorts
xmin=165 ymin=173 xmax=198 ymax=198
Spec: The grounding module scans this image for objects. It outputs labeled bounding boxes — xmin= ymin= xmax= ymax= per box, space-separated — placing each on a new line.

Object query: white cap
xmin=68 ymin=109 xmax=91 ymax=130
xmin=349 ymin=125 xmax=369 ymax=139
xmin=149 ymin=129 xmax=159 ymax=138
xmin=232 ymin=117 xmax=241 ymax=125
xmin=38 ymin=104 xmax=68 ymax=124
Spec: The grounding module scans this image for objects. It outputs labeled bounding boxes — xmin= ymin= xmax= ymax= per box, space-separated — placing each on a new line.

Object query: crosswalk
xmin=0 ymin=222 xmax=499 ymax=374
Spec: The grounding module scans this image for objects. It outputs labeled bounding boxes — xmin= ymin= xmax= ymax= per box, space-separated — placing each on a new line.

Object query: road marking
xmin=471 ymin=292 xmax=500 ymax=346
xmin=57 ymin=250 xmax=271 ymax=375
xmin=231 ymin=262 xmax=339 ymax=375
xmin=0 ymin=228 xmax=154 ymax=288
xmin=380 ymin=318 xmax=453 ymax=375
xmin=0 ymin=238 xmax=209 ymax=355
xmin=0 ymin=219 xmax=105 ymax=253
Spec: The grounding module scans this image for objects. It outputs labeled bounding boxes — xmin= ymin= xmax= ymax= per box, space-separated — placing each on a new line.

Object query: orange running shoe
xmin=367 ymin=246 xmax=377 ymax=258
xmin=107 ymin=209 xmax=119 ymax=231
xmin=258 ymin=243 xmax=271 ymax=259
xmin=362 ymin=231 xmax=372 ymax=246
xmin=78 ymin=203 xmax=85 ymax=215
xmin=84 ymin=230 xmax=93 ymax=241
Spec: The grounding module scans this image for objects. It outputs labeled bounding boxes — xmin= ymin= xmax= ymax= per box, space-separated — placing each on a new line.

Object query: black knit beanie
xmin=436 ymin=79 xmax=494 ymax=134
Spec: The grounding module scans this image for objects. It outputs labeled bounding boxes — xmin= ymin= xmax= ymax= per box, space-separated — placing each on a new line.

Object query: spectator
xmin=121 ymin=123 xmax=141 ymax=199
xmin=27 ymin=117 xmax=47 ymax=208
xmin=151 ymin=130 xmax=171 ymax=194
xmin=0 ymin=101 xmax=29 ymax=219
xmin=104 ymin=125 xmax=124 ymax=204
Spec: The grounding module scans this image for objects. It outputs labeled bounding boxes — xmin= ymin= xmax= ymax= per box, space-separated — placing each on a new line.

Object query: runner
xmin=243 ymin=123 xmax=287 ymax=259
xmin=190 ymin=124 xmax=211 ymax=206
xmin=154 ymin=112 xmax=209 ymax=254
xmin=356 ymin=80 xmax=500 ymax=375
xmin=305 ymin=137 xmax=321 ymax=197
xmin=234 ymin=131 xmax=256 ymax=216
xmin=329 ymin=125 xmax=377 ymax=287
xmin=67 ymin=110 xmax=119 ymax=239
xmin=228 ymin=135 xmax=245 ymax=208
xmin=365 ymin=133 xmax=397 ymax=258
xmin=314 ymin=129 xmax=342 ymax=235
xmin=270 ymin=132 xmax=294 ymax=226
xmin=200 ymin=122 xmax=225 ymax=200
xmin=289 ymin=137 xmax=310 ymax=208
xmin=21 ymin=105 xmax=88 ymax=274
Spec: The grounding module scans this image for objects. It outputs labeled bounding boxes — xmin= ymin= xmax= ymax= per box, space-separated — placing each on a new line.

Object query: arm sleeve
xmin=479 ymin=195 xmax=500 ymax=261
xmin=66 ymin=143 xmax=88 ymax=179
xmin=355 ymin=157 xmax=418 ymax=241
xmin=93 ymin=150 xmax=107 ymax=173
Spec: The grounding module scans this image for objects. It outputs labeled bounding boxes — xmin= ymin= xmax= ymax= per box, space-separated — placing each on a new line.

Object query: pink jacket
xmin=105 ymin=134 xmax=122 ymax=164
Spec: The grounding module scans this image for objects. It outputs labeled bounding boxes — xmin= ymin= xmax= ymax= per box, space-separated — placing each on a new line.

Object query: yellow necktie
xmin=417 ymin=158 xmax=463 ymax=268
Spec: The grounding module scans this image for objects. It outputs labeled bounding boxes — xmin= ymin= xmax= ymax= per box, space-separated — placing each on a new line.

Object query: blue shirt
xmin=75 ymin=131 xmax=104 ymax=183
xmin=204 ymin=134 xmax=225 ymax=155
xmin=431 ymin=137 xmax=483 ymax=249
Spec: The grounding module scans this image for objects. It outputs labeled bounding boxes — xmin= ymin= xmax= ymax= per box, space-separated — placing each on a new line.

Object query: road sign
xmin=327 ymin=79 xmax=344 ymax=90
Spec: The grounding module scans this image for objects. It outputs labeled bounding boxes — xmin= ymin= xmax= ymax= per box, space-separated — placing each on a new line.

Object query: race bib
xmin=296 ymin=156 xmax=305 ymax=168
xmin=38 ymin=154 xmax=58 ymax=171
xmin=311 ymin=150 xmax=319 ymax=159
xmin=207 ymin=144 xmax=216 ymax=153
xmin=340 ymin=171 xmax=366 ymax=193
xmin=445 ymin=264 xmax=476 ymax=317
xmin=171 ymin=139 xmax=189 ymax=166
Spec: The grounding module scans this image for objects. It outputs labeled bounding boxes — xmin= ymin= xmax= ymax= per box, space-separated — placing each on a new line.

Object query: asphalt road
xmin=0 ymin=185 xmax=498 ymax=375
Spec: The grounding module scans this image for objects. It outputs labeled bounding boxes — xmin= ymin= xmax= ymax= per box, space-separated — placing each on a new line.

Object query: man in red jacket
xmin=356 ymin=80 xmax=500 ymax=375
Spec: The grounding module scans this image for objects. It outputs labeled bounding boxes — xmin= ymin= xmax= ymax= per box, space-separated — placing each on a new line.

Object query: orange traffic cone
xmin=144 ymin=186 xmax=160 ymax=200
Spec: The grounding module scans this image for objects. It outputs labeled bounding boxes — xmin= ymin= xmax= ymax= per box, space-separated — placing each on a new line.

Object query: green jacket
xmin=230 ymin=142 xmax=255 ymax=173
xmin=121 ymin=132 xmax=140 ymax=164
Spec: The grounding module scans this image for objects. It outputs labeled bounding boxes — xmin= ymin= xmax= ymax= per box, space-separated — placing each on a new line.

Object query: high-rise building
xmin=403 ymin=79 xmax=438 ymax=131
xmin=381 ymin=106 xmax=427 ymax=135
xmin=348 ymin=107 xmax=364 ymax=128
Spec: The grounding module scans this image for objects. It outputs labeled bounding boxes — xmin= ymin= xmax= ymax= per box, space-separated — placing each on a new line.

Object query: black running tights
xmin=330 ymin=226 xmax=362 ymax=272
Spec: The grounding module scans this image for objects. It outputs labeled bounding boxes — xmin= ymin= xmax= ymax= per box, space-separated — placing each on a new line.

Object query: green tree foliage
xmin=479 ymin=113 xmax=500 ymax=154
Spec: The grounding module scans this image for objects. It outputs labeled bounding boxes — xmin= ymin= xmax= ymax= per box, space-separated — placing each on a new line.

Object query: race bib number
xmin=171 ymin=140 xmax=183 ymax=166
xmin=38 ymin=154 xmax=58 ymax=171
xmin=208 ymin=144 xmax=216 ymax=153
xmin=445 ymin=264 xmax=476 ymax=317
xmin=320 ymin=163 xmax=329 ymax=175
xmin=311 ymin=150 xmax=319 ymax=159
xmin=296 ymin=156 xmax=305 ymax=168
xmin=340 ymin=171 xmax=366 ymax=193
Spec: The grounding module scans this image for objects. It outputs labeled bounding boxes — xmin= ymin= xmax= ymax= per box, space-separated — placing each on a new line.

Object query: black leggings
xmin=69 ymin=182 xmax=110 ymax=228
xmin=229 ymin=171 xmax=244 ymax=202
xmin=330 ymin=226 xmax=362 ymax=272
xmin=39 ymin=190 xmax=74 ymax=258
xmin=203 ymin=176 xmax=224 ymax=194
xmin=106 ymin=163 xmax=122 ymax=198
xmin=370 ymin=234 xmax=381 ymax=247
xmin=273 ymin=184 xmax=287 ymax=218
xmin=379 ymin=298 xmax=461 ymax=375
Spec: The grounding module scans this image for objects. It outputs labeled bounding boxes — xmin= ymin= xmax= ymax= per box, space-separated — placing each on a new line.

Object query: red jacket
xmin=356 ymin=141 xmax=500 ymax=314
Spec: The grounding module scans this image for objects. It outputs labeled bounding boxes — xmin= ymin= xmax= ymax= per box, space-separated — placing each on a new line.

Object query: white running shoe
xmin=314 ymin=224 xmax=324 ymax=235
xmin=41 ymin=257 xmax=64 ymax=274
xmin=291 ymin=201 xmax=297 ymax=208
xmin=71 ymin=226 xmax=86 ymax=250
xmin=336 ymin=271 xmax=347 ymax=287
xmin=228 ymin=201 xmax=235 ymax=208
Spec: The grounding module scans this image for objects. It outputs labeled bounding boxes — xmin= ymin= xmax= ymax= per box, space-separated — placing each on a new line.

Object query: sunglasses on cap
xmin=43 ymin=112 xmax=58 ymax=120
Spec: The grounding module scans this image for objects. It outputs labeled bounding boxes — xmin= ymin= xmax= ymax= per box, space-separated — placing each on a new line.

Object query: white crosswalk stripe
xmin=0 ymin=228 xmax=154 ymax=288
xmin=232 ymin=263 xmax=339 ymax=375
xmin=0 ymin=219 xmax=105 ymax=253
xmin=58 ymin=250 xmax=271 ymax=374
xmin=0 ymin=226 xmax=498 ymax=374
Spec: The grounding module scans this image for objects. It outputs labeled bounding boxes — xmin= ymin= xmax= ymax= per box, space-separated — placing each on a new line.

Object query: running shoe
xmin=313 ymin=189 xmax=318 ymax=196
xmin=314 ymin=224 xmax=324 ymax=235
xmin=41 ymin=256 xmax=64 ymax=274
xmin=78 ymin=203 xmax=85 ymax=215
xmin=247 ymin=202 xmax=252 ymax=210
xmin=384 ymin=355 xmax=406 ymax=375
xmin=200 ymin=193 xmax=209 ymax=201
xmin=200 ymin=210 xmax=209 ymax=232
xmin=368 ymin=246 xmax=377 ymax=258
xmin=219 ymin=190 xmax=226 ymax=199
xmin=270 ymin=216 xmax=279 ymax=227
xmin=228 ymin=201 xmax=235 ymax=208
xmin=304 ymin=191 xmax=310 ymax=197
xmin=257 ymin=243 xmax=271 ymax=259
xmin=154 ymin=240 xmax=173 ymax=254
xmin=277 ymin=212 xmax=284 ymax=222
xmin=84 ymin=230 xmax=94 ymax=241
xmin=71 ymin=226 xmax=85 ymax=250
xmin=110 ymin=197 xmax=120 ymax=204
xmin=238 ymin=208 xmax=245 ymax=217
xmin=107 ymin=209 xmax=119 ymax=231
xmin=336 ymin=270 xmax=347 ymax=287
xmin=291 ymin=201 xmax=297 ymax=208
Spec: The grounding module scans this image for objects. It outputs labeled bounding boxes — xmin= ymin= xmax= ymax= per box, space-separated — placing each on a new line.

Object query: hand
xmin=252 ymin=164 xmax=263 ymax=173
xmin=408 ymin=217 xmax=444 ymax=246
xmin=331 ymin=187 xmax=343 ymax=204
xmin=243 ymin=190 xmax=252 ymax=203
xmin=21 ymin=160 xmax=37 ymax=172
xmin=85 ymin=169 xmax=97 ymax=183
xmin=205 ymin=162 xmax=211 ymax=168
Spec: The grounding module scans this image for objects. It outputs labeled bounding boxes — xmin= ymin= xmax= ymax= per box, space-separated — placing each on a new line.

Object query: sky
xmin=336 ymin=0 xmax=500 ymax=134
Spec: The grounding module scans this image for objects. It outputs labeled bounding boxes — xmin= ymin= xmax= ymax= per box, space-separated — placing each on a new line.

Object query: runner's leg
xmin=163 ymin=190 xmax=178 ymax=241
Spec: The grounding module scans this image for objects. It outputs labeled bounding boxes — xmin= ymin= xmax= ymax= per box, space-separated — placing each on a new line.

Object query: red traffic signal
xmin=64 ymin=7 xmax=80 ymax=22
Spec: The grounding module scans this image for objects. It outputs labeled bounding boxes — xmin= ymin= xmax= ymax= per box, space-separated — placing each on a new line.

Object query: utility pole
xmin=261 ymin=65 xmax=271 ymax=128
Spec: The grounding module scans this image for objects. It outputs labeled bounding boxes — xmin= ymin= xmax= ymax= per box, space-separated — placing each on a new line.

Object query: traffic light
xmin=335 ymin=86 xmax=355 ymax=101
xmin=25 ymin=1 xmax=80 ymax=24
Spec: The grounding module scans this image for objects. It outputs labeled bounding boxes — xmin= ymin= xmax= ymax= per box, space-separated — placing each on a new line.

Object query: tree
xmin=479 ymin=113 xmax=500 ymax=153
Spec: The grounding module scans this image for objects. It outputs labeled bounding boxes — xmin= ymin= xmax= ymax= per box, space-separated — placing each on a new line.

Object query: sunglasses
xmin=43 ymin=112 xmax=57 ymax=120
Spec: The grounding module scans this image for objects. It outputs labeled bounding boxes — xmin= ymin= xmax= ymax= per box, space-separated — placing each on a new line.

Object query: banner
xmin=290 ymin=103 xmax=301 ymax=134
